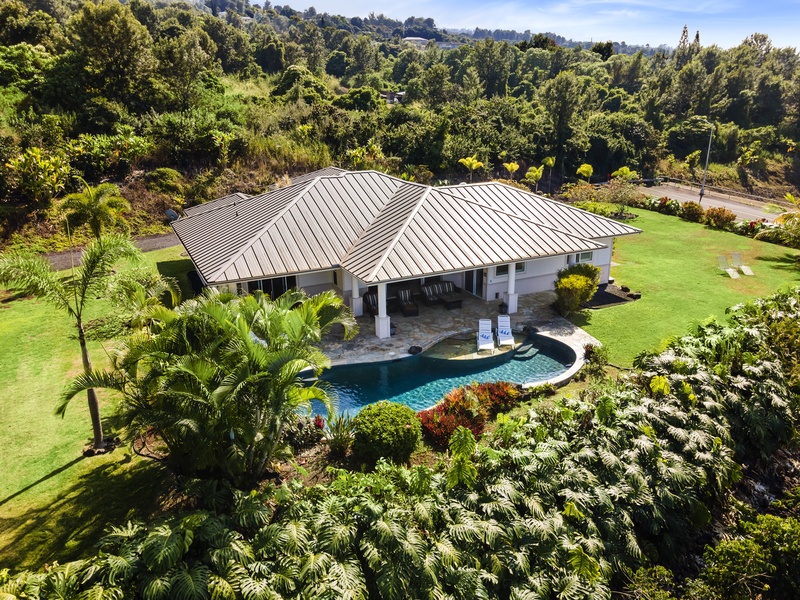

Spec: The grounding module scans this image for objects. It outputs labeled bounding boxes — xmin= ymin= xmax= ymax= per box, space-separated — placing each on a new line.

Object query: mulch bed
xmin=584 ymin=283 xmax=639 ymax=309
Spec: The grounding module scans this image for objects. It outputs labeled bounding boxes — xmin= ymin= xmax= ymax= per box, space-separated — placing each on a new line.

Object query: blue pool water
xmin=314 ymin=335 xmax=576 ymax=415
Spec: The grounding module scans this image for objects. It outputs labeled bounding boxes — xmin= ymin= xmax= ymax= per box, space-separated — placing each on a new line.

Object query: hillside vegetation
xmin=1 ymin=0 xmax=799 ymax=249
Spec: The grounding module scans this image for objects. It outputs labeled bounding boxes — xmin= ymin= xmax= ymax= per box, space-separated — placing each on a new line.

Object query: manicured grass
xmin=0 ymin=245 xmax=192 ymax=570
xmin=572 ymin=210 xmax=800 ymax=366
xmin=1 ymin=224 xmax=796 ymax=569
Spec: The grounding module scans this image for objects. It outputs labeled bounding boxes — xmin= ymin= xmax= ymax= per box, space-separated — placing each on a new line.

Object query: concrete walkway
xmin=318 ymin=291 xmax=597 ymax=370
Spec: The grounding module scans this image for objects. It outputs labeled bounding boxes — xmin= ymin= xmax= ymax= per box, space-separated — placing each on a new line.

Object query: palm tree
xmin=0 ymin=234 xmax=141 ymax=449
xmin=523 ymin=165 xmax=544 ymax=192
xmin=458 ymin=155 xmax=484 ymax=183
xmin=61 ymin=180 xmax=131 ymax=239
xmin=543 ymin=155 xmax=556 ymax=191
xmin=502 ymin=161 xmax=519 ymax=180
xmin=107 ymin=268 xmax=181 ymax=330
xmin=62 ymin=288 xmax=358 ymax=483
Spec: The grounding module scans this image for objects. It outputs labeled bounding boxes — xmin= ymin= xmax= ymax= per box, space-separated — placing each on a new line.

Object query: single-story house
xmin=172 ymin=167 xmax=640 ymax=338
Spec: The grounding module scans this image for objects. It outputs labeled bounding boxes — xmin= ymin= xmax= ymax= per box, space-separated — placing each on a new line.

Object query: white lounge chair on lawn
xmin=718 ymin=255 xmax=740 ymax=279
xmin=731 ymin=252 xmax=754 ymax=276
xmin=477 ymin=319 xmax=495 ymax=352
xmin=496 ymin=315 xmax=515 ymax=347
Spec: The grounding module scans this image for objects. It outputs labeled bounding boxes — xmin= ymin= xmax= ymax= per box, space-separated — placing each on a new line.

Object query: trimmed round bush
xmin=352 ymin=401 xmax=421 ymax=465
xmin=680 ymin=201 xmax=705 ymax=222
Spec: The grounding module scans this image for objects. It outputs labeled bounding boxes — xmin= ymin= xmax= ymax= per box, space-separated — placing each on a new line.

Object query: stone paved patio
xmin=320 ymin=291 xmax=599 ymax=369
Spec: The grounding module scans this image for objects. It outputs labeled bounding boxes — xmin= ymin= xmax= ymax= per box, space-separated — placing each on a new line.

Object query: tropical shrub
xmin=575 ymin=343 xmax=610 ymax=381
xmin=561 ymin=180 xmax=597 ymax=203
xmin=732 ymin=218 xmax=769 ymax=238
xmin=352 ymin=401 xmax=421 ymax=465
xmin=680 ymin=200 xmax=705 ymax=222
xmin=703 ymin=206 xmax=737 ymax=229
xmin=418 ymin=382 xmax=521 ymax=446
xmin=572 ymin=200 xmax=614 ymax=216
xmin=144 ymin=167 xmax=184 ymax=196
xmin=325 ymin=412 xmax=354 ymax=458
xmin=474 ymin=381 xmax=522 ymax=415
xmin=655 ymin=196 xmax=681 ymax=215
xmin=61 ymin=288 xmax=357 ymax=486
xmin=554 ymin=263 xmax=601 ymax=316
xmin=283 ymin=415 xmax=325 ymax=451
xmin=561 ymin=261 xmax=602 ymax=283
xmin=555 ymin=274 xmax=595 ymax=316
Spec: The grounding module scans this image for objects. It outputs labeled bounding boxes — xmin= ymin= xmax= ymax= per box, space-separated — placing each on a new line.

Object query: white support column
xmin=375 ymin=282 xmax=391 ymax=338
xmin=505 ymin=264 xmax=519 ymax=314
xmin=350 ymin=273 xmax=363 ymax=317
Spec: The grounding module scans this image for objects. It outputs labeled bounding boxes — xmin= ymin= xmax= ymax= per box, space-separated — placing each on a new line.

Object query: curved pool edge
xmin=521 ymin=317 xmax=598 ymax=389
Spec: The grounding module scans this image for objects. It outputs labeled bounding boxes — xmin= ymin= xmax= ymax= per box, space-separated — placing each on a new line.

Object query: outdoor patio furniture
xmin=717 ymin=256 xmax=740 ymax=279
xmin=496 ymin=315 xmax=514 ymax=347
xmin=477 ymin=319 xmax=495 ymax=352
xmin=731 ymin=252 xmax=754 ymax=276
xmin=397 ymin=288 xmax=419 ymax=316
xmin=421 ymin=281 xmax=463 ymax=309
xmin=421 ymin=283 xmax=440 ymax=306
xmin=364 ymin=292 xmax=379 ymax=316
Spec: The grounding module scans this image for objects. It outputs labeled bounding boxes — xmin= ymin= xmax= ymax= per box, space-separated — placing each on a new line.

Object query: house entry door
xmin=464 ymin=269 xmax=484 ymax=298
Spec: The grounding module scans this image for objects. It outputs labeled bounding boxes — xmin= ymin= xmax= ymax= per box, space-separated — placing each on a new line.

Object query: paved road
xmin=637 ymin=183 xmax=777 ymax=223
xmin=45 ymin=232 xmax=180 ymax=271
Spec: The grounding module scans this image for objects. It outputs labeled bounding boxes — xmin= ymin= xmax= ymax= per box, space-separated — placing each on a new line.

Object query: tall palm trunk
xmin=78 ymin=320 xmax=105 ymax=449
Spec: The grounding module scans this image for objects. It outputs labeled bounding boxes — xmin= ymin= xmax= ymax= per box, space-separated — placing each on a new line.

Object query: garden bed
xmin=584 ymin=283 xmax=637 ymax=309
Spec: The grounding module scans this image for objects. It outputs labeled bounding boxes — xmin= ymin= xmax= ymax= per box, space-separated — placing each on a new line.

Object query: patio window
xmin=494 ymin=262 xmax=526 ymax=277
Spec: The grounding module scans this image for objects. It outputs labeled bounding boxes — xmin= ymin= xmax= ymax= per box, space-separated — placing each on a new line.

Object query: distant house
xmin=380 ymin=91 xmax=405 ymax=104
xmin=173 ymin=168 xmax=640 ymax=338
xmin=402 ymin=36 xmax=430 ymax=50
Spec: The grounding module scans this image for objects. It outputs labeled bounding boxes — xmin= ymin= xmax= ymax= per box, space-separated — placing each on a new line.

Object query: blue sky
xmin=294 ymin=0 xmax=799 ymax=49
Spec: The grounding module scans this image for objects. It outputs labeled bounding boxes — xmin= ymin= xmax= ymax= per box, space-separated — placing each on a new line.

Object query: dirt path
xmin=44 ymin=232 xmax=180 ymax=271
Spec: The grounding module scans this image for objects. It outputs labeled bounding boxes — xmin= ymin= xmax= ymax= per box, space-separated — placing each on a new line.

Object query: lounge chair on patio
xmin=397 ymin=288 xmax=419 ymax=316
xmin=477 ymin=319 xmax=494 ymax=352
xmin=364 ymin=292 xmax=379 ymax=316
xmin=438 ymin=281 xmax=463 ymax=309
xmin=731 ymin=252 xmax=754 ymax=276
xmin=421 ymin=281 xmax=463 ymax=309
xmin=717 ymin=255 xmax=740 ymax=279
xmin=496 ymin=315 xmax=515 ymax=347
xmin=421 ymin=284 xmax=441 ymax=306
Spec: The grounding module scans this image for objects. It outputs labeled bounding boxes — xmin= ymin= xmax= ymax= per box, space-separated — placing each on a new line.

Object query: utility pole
xmin=699 ymin=122 xmax=713 ymax=204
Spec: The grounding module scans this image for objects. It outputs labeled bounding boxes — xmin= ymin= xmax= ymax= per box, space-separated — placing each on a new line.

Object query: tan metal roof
xmin=182 ymin=167 xmax=347 ymax=218
xmin=183 ymin=192 xmax=251 ymax=217
xmin=172 ymin=170 xmax=640 ymax=286
xmin=342 ymin=188 xmax=605 ymax=283
xmin=440 ymin=182 xmax=640 ymax=239
xmin=267 ymin=166 xmax=347 ymax=190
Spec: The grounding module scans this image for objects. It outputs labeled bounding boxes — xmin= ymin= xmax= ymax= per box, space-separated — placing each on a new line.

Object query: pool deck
xmin=319 ymin=291 xmax=599 ymax=385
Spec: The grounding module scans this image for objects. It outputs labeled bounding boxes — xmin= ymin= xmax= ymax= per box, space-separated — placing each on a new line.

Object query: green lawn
xmin=0 ymin=245 xmax=193 ymax=571
xmin=573 ymin=210 xmax=800 ymax=365
xmin=2 ymin=219 xmax=798 ymax=570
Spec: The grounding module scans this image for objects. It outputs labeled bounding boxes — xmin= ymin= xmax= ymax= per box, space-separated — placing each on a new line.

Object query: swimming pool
xmin=315 ymin=334 xmax=576 ymax=415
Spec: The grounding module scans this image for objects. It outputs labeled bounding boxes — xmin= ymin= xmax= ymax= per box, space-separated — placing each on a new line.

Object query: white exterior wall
xmin=297 ymin=270 xmax=339 ymax=296
xmin=592 ymin=237 xmax=614 ymax=284
xmin=484 ymin=255 xmax=568 ymax=300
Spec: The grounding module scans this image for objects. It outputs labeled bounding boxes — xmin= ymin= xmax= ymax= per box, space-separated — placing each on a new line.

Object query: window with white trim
xmin=575 ymin=252 xmax=594 ymax=264
xmin=494 ymin=262 xmax=526 ymax=277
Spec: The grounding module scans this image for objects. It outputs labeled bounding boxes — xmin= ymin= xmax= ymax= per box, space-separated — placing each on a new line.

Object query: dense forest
xmin=1 ymin=0 xmax=799 ymax=248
